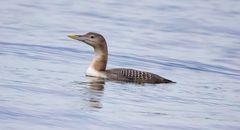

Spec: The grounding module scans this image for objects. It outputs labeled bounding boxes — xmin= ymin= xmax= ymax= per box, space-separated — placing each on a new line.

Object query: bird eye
xmin=90 ymin=35 xmax=95 ymax=39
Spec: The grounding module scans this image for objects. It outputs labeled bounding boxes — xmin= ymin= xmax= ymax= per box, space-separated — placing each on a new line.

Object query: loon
xmin=68 ymin=32 xmax=175 ymax=84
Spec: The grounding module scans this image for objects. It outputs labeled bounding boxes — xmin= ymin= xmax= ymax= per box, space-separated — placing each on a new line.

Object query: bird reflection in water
xmin=71 ymin=77 xmax=105 ymax=109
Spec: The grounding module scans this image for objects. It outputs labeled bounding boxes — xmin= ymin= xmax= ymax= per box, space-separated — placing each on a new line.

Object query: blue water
xmin=1 ymin=0 xmax=240 ymax=130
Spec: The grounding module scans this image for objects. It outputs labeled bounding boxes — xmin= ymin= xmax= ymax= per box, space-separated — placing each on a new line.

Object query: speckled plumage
xmin=106 ymin=68 xmax=174 ymax=83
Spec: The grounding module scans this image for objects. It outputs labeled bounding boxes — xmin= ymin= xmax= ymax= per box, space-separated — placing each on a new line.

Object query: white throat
xmin=86 ymin=66 xmax=106 ymax=78
xmin=86 ymin=49 xmax=107 ymax=78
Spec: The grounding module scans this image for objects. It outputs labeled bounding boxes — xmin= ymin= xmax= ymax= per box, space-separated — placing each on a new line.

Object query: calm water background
xmin=1 ymin=0 xmax=240 ymax=130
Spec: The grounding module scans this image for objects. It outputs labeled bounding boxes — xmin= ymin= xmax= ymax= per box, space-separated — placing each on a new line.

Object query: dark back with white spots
xmin=106 ymin=68 xmax=174 ymax=84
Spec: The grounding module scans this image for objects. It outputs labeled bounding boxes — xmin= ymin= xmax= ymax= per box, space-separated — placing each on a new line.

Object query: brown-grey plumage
xmin=106 ymin=68 xmax=174 ymax=83
xmin=68 ymin=32 xmax=175 ymax=84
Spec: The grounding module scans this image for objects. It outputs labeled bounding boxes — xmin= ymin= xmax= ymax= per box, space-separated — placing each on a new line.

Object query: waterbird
xmin=68 ymin=32 xmax=175 ymax=84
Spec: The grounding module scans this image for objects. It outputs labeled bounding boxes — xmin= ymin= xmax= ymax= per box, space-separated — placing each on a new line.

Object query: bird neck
xmin=87 ymin=42 xmax=108 ymax=77
xmin=92 ymin=47 xmax=108 ymax=71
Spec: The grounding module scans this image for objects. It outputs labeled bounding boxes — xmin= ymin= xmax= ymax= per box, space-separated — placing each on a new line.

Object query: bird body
xmin=106 ymin=68 xmax=173 ymax=83
xmin=68 ymin=32 xmax=174 ymax=84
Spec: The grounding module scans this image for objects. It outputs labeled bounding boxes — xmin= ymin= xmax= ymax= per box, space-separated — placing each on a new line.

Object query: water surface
xmin=0 ymin=0 xmax=240 ymax=130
